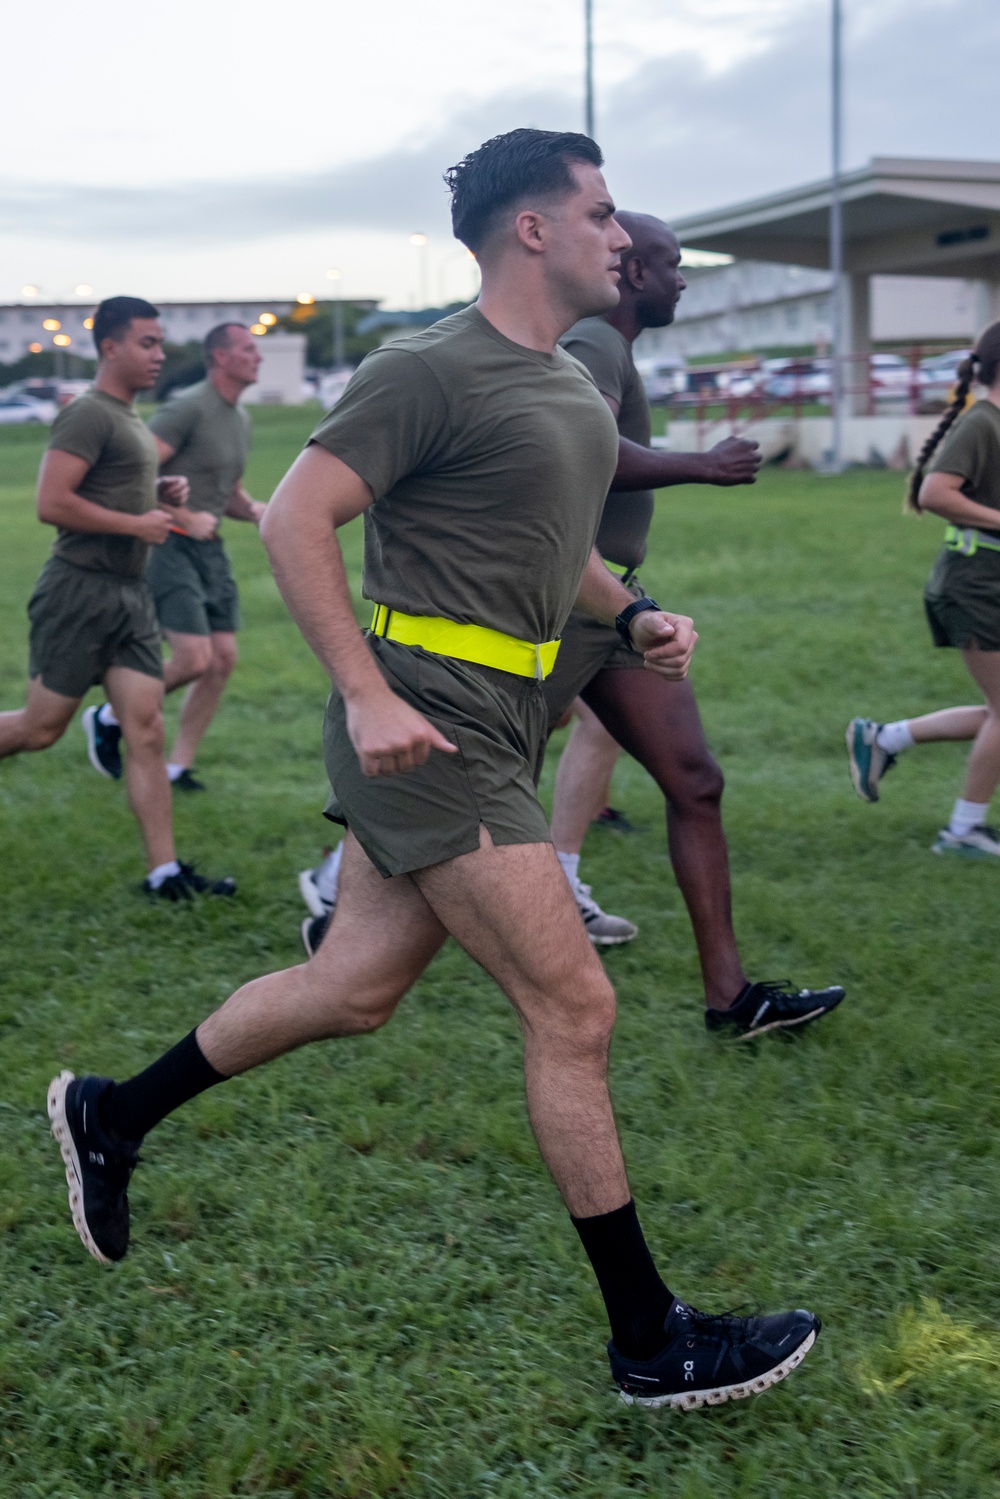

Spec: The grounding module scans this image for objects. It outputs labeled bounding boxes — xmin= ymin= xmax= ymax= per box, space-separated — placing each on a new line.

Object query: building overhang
xmin=673 ymin=157 xmax=1000 ymax=278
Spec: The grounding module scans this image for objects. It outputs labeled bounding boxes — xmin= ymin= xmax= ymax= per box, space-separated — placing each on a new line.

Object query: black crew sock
xmin=99 ymin=1028 xmax=227 ymax=1142
xmin=572 ymin=1198 xmax=675 ymax=1361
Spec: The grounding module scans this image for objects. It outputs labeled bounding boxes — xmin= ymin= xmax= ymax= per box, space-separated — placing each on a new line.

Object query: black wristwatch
xmin=615 ymin=596 xmax=662 ymax=651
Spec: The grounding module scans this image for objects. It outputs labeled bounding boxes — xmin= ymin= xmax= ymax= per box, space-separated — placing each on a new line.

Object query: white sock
xmin=316 ymin=842 xmax=344 ymax=905
xmin=875 ymin=720 xmax=915 ymax=755
xmin=167 ymin=763 xmax=187 ymax=782
xmin=146 ymin=859 xmax=181 ymax=888
xmin=556 ymin=850 xmax=581 ymax=886
xmin=949 ymin=799 xmax=990 ymax=837
xmin=98 ymin=703 xmax=119 ymax=728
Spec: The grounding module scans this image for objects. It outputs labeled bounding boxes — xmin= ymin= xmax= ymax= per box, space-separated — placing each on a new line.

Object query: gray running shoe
xmin=570 ymin=875 xmax=638 ymax=946
xmin=932 ymin=825 xmax=1000 ymax=859
xmin=298 ymin=866 xmax=330 ymax=918
xmin=845 ymin=717 xmax=896 ymax=802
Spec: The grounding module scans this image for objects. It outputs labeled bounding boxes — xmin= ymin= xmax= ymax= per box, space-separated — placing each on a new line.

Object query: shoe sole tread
xmin=47 ymin=1070 xmax=113 ymax=1266
xmin=618 ymin=1327 xmax=817 ymax=1410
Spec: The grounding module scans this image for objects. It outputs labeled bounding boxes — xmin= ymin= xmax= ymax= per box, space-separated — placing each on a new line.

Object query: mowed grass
xmin=2 ymin=407 xmax=1000 ymax=1498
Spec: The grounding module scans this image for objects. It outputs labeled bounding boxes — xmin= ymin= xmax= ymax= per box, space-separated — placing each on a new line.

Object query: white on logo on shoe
xmin=684 ymin=1360 xmax=695 ymax=1382
xmin=88 ymin=1151 xmax=104 ymax=1166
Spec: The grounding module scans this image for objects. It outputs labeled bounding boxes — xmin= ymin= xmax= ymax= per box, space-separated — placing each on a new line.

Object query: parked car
xmin=762 ymin=358 xmax=831 ymax=400
xmin=919 ymin=349 xmax=972 ymax=405
xmin=0 ymin=393 xmax=59 ymax=424
xmin=635 ymin=359 xmax=686 ymax=404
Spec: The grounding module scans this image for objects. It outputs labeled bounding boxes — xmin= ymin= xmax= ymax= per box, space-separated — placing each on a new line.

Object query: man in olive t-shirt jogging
xmin=48 ymin=135 xmax=818 ymax=1411
xmin=85 ymin=324 xmax=265 ymax=792
xmin=545 ymin=213 xmax=846 ymax=1041
xmin=0 ymin=297 xmax=235 ymax=900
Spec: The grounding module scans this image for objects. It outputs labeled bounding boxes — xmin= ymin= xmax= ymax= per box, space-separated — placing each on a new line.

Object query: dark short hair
xmin=93 ymin=296 xmax=160 ymax=354
xmin=444 ymin=128 xmax=604 ymax=253
xmin=204 ymin=322 xmax=248 ymax=367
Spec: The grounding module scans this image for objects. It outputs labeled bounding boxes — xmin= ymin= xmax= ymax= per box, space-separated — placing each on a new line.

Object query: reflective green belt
xmin=944 ymin=525 xmax=1000 ymax=556
xmin=604 ymin=559 xmax=637 ymax=585
xmin=369 ymin=604 xmax=561 ymax=680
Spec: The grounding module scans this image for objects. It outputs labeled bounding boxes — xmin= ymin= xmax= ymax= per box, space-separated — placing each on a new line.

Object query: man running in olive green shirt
xmin=0 ymin=296 xmax=235 ymax=900
xmin=49 ymin=135 xmax=819 ymax=1411
xmin=86 ymin=324 xmax=265 ymax=791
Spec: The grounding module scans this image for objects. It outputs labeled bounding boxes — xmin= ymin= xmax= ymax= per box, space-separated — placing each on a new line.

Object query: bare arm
xmin=918 ymin=471 xmax=1000 ymax=529
xmin=573 ymin=547 xmax=697 ymax=679
xmin=224 ymin=484 xmax=267 ymax=524
xmin=261 ymin=445 xmax=456 ymax=776
xmin=600 ymin=393 xmax=761 ymax=490
xmin=37 ymin=450 xmax=174 ymax=544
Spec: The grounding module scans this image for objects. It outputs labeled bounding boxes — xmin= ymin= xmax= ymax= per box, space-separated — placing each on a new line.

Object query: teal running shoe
xmin=932 ymin=826 xmax=1000 ymax=859
xmin=845 ymin=717 xmax=895 ymax=802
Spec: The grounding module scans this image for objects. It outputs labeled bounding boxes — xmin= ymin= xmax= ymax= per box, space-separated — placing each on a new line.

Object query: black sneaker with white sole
xmin=706 ymin=979 xmax=845 ymax=1039
xmin=144 ymin=862 xmax=237 ymax=901
xmin=610 ymin=1298 xmax=820 ymax=1410
xmin=301 ymin=910 xmax=332 ymax=957
xmin=82 ymin=703 xmax=123 ymax=780
xmin=47 ymin=1070 xmax=140 ymax=1264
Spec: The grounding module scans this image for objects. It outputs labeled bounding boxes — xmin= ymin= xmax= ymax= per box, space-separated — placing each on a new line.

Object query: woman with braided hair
xmin=846 ymin=321 xmax=1000 ymax=857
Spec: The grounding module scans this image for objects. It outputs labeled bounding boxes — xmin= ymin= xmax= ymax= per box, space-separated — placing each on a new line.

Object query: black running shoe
xmin=47 ymin=1071 xmax=140 ymax=1264
xmin=144 ymin=862 xmax=237 ymax=900
xmin=82 ymin=704 xmax=122 ymax=780
xmin=609 ymin=1298 xmax=820 ymax=1410
xmin=592 ymin=805 xmax=643 ymax=834
xmin=170 ymin=768 xmax=206 ymax=793
xmin=301 ymin=910 xmax=331 ymax=957
xmin=706 ymin=979 xmax=845 ymax=1039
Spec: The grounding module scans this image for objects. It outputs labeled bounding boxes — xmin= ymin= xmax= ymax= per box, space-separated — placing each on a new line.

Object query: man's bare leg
xmin=910 ymin=704 xmax=989 ymax=743
xmin=0 ymin=677 xmax=79 ymax=757
xmin=104 ymin=667 xmax=175 ymax=872
xmin=550 ymin=701 xmax=621 ymax=855
xmin=167 ymin=631 xmax=237 ymax=771
xmin=414 ymin=828 xmax=628 ymax=1215
xmin=162 ymin=629 xmax=212 ymax=694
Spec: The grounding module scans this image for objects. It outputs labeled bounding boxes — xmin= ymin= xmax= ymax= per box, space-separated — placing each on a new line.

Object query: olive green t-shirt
xmin=930 ymin=398 xmax=1000 ymax=537
xmin=48 ymin=390 xmax=160 ymax=576
xmin=310 ymin=305 xmax=620 ymax=644
xmin=148 ymin=379 xmax=252 ymax=521
xmin=560 ymin=316 xmax=653 ymax=571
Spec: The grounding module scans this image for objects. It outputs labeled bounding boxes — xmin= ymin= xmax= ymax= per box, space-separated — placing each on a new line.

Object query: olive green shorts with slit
xmin=322 ymin=635 xmax=552 ymax=877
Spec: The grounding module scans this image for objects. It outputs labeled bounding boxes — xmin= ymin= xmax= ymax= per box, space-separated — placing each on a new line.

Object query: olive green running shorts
xmin=322 ymin=635 xmax=552 ymax=878
xmin=146 ymin=531 xmax=240 ymax=636
xmin=542 ymin=586 xmax=645 ymax=732
xmin=27 ymin=555 xmax=163 ymax=699
xmin=924 ymin=546 xmax=1000 ymax=652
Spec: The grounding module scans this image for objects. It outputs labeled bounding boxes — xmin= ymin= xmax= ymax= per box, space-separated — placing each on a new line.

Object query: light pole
xmin=584 ymin=0 xmax=594 ymax=138
xmin=828 ymin=0 xmax=845 ymax=473
xmin=326 ymin=267 xmax=345 ymax=367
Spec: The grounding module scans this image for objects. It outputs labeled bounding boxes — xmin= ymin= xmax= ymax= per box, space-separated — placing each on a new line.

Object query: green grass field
xmin=2 ymin=411 xmax=1000 ymax=1498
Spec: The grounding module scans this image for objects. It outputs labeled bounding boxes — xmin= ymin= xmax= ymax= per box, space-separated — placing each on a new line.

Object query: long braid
xmin=905 ymin=356 xmax=976 ymax=512
xmin=907 ymin=319 xmax=1000 ymax=512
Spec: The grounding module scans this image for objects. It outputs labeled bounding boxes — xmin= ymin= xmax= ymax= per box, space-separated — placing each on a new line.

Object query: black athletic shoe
xmin=706 ymin=979 xmax=845 ymax=1039
xmin=82 ymin=704 xmax=122 ymax=780
xmin=170 ymin=769 xmax=206 ymax=793
xmin=144 ymin=862 xmax=237 ymax=901
xmin=592 ymin=805 xmax=643 ymax=834
xmin=609 ymin=1298 xmax=820 ymax=1410
xmin=301 ymin=910 xmax=331 ymax=957
xmin=47 ymin=1070 xmax=140 ymax=1264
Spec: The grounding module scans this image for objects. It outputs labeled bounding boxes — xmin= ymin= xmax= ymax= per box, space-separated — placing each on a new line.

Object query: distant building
xmin=636 ymin=261 xmax=980 ymax=364
xmin=0 ymin=299 xmax=298 ymax=366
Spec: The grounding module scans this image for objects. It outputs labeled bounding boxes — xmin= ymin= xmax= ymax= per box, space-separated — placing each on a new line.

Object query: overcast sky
xmin=2 ymin=0 xmax=996 ymax=308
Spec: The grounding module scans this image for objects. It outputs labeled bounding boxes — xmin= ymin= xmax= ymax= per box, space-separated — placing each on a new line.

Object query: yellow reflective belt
xmin=945 ymin=525 xmax=1000 ymax=557
xmin=603 ymin=559 xmax=636 ymax=584
xmin=370 ymin=604 xmax=561 ymax=680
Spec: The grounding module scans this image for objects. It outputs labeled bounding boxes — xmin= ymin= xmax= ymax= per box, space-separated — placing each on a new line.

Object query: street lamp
xmin=828 ymin=0 xmax=845 ymax=474
xmin=584 ymin=0 xmax=594 ymax=138
xmin=326 ymin=267 xmax=345 ymax=367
